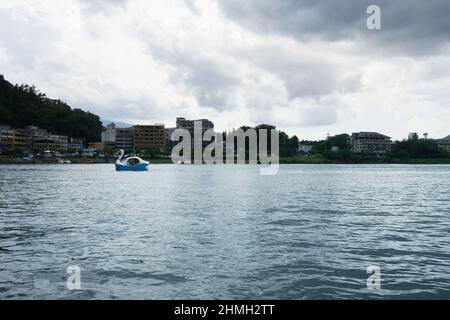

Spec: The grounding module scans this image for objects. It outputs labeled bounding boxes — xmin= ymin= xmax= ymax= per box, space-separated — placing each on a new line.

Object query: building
xmin=166 ymin=127 xmax=176 ymax=142
xmin=0 ymin=125 xmax=14 ymax=151
xmin=175 ymin=117 xmax=214 ymax=150
xmin=88 ymin=142 xmax=105 ymax=151
xmin=51 ymin=135 xmax=68 ymax=150
xmin=101 ymin=124 xmax=134 ymax=150
xmin=24 ymin=125 xmax=48 ymax=138
xmin=23 ymin=126 xmax=69 ymax=151
xmin=82 ymin=148 xmax=97 ymax=157
xmin=165 ymin=127 xmax=176 ymax=152
xmin=68 ymin=138 xmax=84 ymax=150
xmin=176 ymin=117 xmax=214 ymax=135
xmin=12 ymin=128 xmax=32 ymax=150
xmin=23 ymin=126 xmax=48 ymax=150
xmin=298 ymin=143 xmax=313 ymax=154
xmin=101 ymin=123 xmax=116 ymax=147
xmin=33 ymin=136 xmax=50 ymax=150
xmin=33 ymin=134 xmax=68 ymax=150
xmin=351 ymin=132 xmax=391 ymax=155
xmin=133 ymin=124 xmax=166 ymax=152
xmin=115 ymin=127 xmax=134 ymax=150
xmin=408 ymin=132 xmax=419 ymax=141
xmin=1 ymin=125 xmax=84 ymax=152
xmin=435 ymin=135 xmax=450 ymax=153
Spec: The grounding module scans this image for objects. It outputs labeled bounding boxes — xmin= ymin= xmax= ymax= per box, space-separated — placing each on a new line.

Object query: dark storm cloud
xmin=216 ymin=0 xmax=450 ymax=54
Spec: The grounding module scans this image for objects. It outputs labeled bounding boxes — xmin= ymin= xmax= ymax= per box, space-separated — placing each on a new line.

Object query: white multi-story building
xmin=101 ymin=123 xmax=117 ymax=145
xmin=298 ymin=143 xmax=313 ymax=154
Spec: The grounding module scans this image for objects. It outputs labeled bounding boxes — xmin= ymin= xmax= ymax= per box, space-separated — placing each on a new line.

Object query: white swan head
xmin=117 ymin=149 xmax=125 ymax=162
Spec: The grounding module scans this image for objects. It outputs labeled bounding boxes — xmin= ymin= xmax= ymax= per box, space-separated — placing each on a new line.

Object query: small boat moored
xmin=115 ymin=150 xmax=149 ymax=171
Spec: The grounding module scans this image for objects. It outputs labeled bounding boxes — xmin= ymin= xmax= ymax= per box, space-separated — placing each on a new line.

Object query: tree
xmin=0 ymin=75 xmax=103 ymax=143
xmin=391 ymin=139 xmax=444 ymax=158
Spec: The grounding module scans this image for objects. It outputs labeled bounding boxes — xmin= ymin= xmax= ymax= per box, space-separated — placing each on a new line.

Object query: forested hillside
xmin=0 ymin=74 xmax=102 ymax=143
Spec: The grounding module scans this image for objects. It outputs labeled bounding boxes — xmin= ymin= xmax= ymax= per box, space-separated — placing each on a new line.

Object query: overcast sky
xmin=1 ymin=0 xmax=449 ymax=140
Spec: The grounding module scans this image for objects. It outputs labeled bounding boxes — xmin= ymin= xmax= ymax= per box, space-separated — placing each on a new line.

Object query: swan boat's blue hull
xmin=115 ymin=163 xmax=149 ymax=171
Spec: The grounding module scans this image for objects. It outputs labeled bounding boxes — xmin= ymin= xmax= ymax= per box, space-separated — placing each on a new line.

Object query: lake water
xmin=0 ymin=164 xmax=449 ymax=299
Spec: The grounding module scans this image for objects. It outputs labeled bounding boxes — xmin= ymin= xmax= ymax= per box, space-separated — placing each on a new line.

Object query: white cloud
xmin=0 ymin=0 xmax=449 ymax=140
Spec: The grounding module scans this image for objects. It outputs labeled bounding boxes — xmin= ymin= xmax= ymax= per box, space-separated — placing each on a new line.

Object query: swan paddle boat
xmin=115 ymin=150 xmax=149 ymax=171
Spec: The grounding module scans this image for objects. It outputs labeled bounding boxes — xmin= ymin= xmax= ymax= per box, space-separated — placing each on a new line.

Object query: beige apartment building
xmin=133 ymin=124 xmax=166 ymax=152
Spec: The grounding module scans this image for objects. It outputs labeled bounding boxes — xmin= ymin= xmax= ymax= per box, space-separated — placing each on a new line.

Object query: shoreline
xmin=1 ymin=158 xmax=450 ymax=165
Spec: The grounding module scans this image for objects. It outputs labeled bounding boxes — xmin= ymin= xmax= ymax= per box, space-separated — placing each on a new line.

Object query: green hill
xmin=0 ymin=74 xmax=102 ymax=143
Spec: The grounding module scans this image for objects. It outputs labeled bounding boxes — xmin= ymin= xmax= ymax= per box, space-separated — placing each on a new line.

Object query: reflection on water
xmin=0 ymin=164 xmax=449 ymax=299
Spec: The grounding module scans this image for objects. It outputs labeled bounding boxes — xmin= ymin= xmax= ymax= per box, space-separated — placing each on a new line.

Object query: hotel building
xmin=351 ymin=132 xmax=392 ymax=155
xmin=115 ymin=127 xmax=134 ymax=150
xmin=133 ymin=124 xmax=166 ymax=152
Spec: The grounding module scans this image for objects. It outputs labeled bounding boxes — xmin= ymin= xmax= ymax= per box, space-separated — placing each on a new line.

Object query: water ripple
xmin=1 ymin=164 xmax=449 ymax=299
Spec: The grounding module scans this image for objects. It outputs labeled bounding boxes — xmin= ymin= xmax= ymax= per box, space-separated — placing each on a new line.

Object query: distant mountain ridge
xmin=101 ymin=119 xmax=133 ymax=128
xmin=0 ymin=74 xmax=103 ymax=143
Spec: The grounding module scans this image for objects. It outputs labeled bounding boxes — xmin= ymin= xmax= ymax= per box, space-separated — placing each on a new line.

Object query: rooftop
xmin=352 ymin=132 xmax=391 ymax=139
